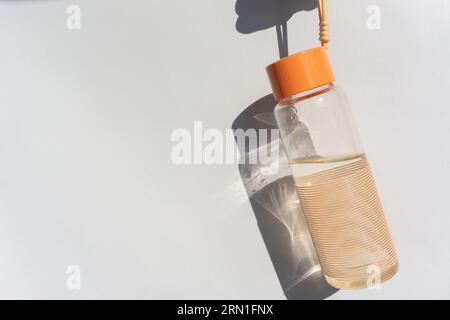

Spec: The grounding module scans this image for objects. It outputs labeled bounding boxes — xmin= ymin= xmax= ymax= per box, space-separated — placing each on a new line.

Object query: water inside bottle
xmin=289 ymin=154 xmax=398 ymax=289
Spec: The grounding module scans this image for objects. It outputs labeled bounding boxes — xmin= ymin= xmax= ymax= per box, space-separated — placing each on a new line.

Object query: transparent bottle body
xmin=274 ymin=84 xmax=398 ymax=289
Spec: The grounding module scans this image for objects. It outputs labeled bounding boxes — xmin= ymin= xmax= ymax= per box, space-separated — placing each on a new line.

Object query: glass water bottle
xmin=266 ymin=47 xmax=398 ymax=289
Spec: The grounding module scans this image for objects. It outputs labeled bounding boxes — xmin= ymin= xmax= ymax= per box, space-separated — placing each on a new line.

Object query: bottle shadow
xmin=235 ymin=0 xmax=317 ymax=58
xmin=234 ymin=0 xmax=338 ymax=300
xmin=232 ymin=95 xmax=338 ymax=299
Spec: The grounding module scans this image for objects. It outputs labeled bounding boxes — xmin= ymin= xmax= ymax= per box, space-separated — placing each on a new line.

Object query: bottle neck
xmin=279 ymin=83 xmax=334 ymax=105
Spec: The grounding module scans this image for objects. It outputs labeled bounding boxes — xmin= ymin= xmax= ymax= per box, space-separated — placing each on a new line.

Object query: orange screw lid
xmin=266 ymin=47 xmax=335 ymax=101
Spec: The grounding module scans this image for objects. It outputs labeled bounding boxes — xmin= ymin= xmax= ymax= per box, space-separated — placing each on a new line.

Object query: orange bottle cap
xmin=266 ymin=47 xmax=335 ymax=101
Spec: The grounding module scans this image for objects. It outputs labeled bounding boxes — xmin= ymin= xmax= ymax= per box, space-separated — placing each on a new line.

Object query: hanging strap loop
xmin=317 ymin=0 xmax=330 ymax=49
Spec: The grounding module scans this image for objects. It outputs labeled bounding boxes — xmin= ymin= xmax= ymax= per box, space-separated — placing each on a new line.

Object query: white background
xmin=0 ymin=0 xmax=449 ymax=299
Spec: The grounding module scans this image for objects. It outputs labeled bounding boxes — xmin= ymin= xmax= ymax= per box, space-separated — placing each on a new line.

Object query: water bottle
xmin=266 ymin=47 xmax=398 ymax=289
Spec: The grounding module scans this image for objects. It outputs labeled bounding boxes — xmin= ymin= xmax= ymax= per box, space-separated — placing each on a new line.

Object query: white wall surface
xmin=0 ymin=0 xmax=449 ymax=299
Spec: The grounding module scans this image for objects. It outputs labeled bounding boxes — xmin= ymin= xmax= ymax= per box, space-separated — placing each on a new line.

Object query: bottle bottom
xmin=324 ymin=262 xmax=399 ymax=289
